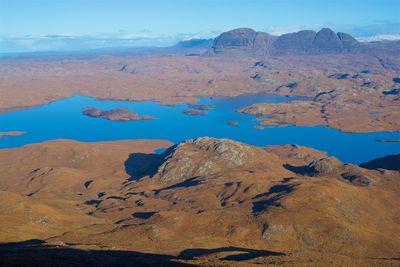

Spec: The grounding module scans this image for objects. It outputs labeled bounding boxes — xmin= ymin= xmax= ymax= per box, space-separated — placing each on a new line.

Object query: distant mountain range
xmin=210 ymin=27 xmax=399 ymax=56
xmin=1 ymin=28 xmax=399 ymax=60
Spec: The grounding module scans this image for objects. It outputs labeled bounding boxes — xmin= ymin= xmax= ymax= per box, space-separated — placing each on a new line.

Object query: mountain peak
xmin=212 ymin=27 xmax=275 ymax=55
xmin=212 ymin=27 xmax=360 ymax=56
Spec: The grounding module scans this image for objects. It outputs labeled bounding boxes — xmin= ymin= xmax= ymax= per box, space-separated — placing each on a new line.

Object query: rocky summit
xmin=212 ymin=28 xmax=276 ymax=56
xmin=0 ymin=137 xmax=399 ymax=266
xmin=212 ymin=27 xmax=361 ymax=56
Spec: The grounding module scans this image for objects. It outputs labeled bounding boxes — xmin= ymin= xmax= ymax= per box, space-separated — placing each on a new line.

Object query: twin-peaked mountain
xmin=211 ymin=27 xmax=361 ymax=56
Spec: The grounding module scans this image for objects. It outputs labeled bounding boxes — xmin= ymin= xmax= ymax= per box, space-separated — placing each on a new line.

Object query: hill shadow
xmin=124 ymin=152 xmax=163 ymax=181
xmin=360 ymin=154 xmax=400 ymax=171
xmin=0 ymin=239 xmax=196 ymax=267
xmin=252 ymin=181 xmax=298 ymax=214
xmin=178 ymin=246 xmax=284 ymax=261
xmin=124 ymin=145 xmax=176 ymax=182
xmin=283 ymin=163 xmax=309 ymax=175
xmin=154 ymin=176 xmax=206 ymax=195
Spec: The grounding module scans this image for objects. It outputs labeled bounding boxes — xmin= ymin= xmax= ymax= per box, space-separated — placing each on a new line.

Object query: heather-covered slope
xmin=0 ymin=138 xmax=399 ymax=266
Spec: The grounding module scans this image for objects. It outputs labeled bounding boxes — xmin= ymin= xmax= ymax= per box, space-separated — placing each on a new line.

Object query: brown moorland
xmin=1 ymin=52 xmax=399 ymax=133
xmin=0 ymin=137 xmax=399 ymax=266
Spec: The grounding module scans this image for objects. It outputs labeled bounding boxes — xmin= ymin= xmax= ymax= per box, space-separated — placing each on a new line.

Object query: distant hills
xmin=210 ymin=27 xmax=390 ymax=56
xmin=1 ymin=28 xmax=399 ymax=60
xmin=174 ymin=38 xmax=214 ymax=49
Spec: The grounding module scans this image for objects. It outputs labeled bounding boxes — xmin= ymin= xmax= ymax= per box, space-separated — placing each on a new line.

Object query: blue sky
xmin=0 ymin=0 xmax=399 ymax=52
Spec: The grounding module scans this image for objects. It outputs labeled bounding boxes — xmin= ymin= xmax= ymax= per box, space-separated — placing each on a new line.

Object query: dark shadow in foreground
xmin=0 ymin=239 xmax=196 ymax=267
xmin=0 ymin=240 xmax=286 ymax=266
xmin=178 ymin=246 xmax=285 ymax=261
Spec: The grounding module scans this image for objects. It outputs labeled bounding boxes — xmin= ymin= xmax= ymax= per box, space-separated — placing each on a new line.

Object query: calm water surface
xmin=0 ymin=94 xmax=399 ymax=164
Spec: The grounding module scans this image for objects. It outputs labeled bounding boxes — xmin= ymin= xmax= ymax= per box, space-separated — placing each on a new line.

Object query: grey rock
xmin=212 ymin=27 xmax=361 ymax=56
xmin=212 ymin=28 xmax=275 ymax=56
xmin=306 ymin=157 xmax=342 ymax=176
xmin=155 ymin=137 xmax=257 ymax=182
xmin=273 ymin=30 xmax=317 ymax=54
xmin=341 ymin=165 xmax=373 ymax=186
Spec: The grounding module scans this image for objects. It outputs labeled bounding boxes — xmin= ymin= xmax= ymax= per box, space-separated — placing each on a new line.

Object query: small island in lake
xmin=228 ymin=121 xmax=239 ymax=126
xmin=0 ymin=131 xmax=26 ymax=137
xmin=182 ymin=109 xmax=207 ymax=116
xmin=187 ymin=104 xmax=215 ymax=110
xmin=83 ymin=107 xmax=156 ymax=121
xmin=375 ymin=139 xmax=400 ymax=143
xmin=253 ymin=125 xmax=265 ymax=130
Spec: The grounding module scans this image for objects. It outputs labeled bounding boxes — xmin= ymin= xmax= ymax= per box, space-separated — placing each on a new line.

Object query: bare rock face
xmin=272 ymin=30 xmax=317 ymax=54
xmin=212 ymin=27 xmax=360 ymax=56
xmin=341 ymin=165 xmax=373 ymax=186
xmin=306 ymin=157 xmax=342 ymax=176
xmin=154 ymin=137 xmax=263 ymax=182
xmin=337 ymin=32 xmax=359 ymax=51
xmin=212 ymin=28 xmax=275 ymax=56
xmin=312 ymin=28 xmax=343 ymax=53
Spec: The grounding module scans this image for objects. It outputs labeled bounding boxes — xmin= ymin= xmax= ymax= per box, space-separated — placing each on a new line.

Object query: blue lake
xmin=0 ymin=94 xmax=399 ymax=164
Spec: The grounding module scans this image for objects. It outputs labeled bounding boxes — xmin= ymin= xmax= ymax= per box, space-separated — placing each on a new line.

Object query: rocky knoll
xmin=83 ymin=107 xmax=155 ymax=121
xmin=212 ymin=27 xmax=361 ymax=56
xmin=152 ymin=137 xmax=283 ymax=182
xmin=0 ymin=138 xmax=399 ymax=266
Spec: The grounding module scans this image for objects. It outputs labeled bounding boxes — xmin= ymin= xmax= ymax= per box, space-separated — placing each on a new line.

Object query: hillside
xmin=0 ymin=138 xmax=399 ymax=266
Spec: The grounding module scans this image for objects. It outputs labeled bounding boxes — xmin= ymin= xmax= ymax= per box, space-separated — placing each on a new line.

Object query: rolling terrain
xmin=1 ymin=27 xmax=400 ymax=266
xmin=1 ymin=28 xmax=399 ymax=132
xmin=0 ymin=137 xmax=399 ymax=266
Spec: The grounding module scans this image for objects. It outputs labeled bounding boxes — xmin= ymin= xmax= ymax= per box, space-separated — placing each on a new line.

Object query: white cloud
xmin=356 ymin=34 xmax=400 ymax=42
xmin=0 ymin=32 xmax=180 ymax=53
xmin=0 ymin=30 xmax=219 ymax=53
xmin=264 ymin=25 xmax=302 ymax=35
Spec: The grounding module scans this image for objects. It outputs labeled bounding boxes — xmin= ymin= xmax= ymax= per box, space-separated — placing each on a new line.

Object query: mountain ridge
xmin=211 ymin=27 xmax=365 ymax=56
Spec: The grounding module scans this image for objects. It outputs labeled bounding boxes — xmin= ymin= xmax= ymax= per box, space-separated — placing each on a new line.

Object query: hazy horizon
xmin=1 ymin=0 xmax=399 ymax=53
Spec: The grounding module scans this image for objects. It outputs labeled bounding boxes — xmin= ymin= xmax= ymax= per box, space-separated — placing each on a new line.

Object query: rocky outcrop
xmin=305 ymin=157 xmax=342 ymax=176
xmin=153 ymin=137 xmax=268 ymax=182
xmin=341 ymin=165 xmax=373 ymax=186
xmin=212 ymin=27 xmax=360 ymax=56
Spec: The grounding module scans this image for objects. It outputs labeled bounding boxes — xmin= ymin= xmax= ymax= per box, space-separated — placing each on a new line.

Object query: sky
xmin=0 ymin=0 xmax=399 ymax=53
